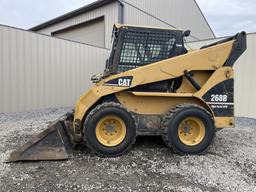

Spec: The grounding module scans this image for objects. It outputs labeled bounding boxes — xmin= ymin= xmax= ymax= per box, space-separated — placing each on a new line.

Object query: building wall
xmin=53 ymin=17 xmax=105 ymax=47
xmin=36 ymin=2 xmax=119 ymax=49
xmin=188 ymin=33 xmax=256 ymax=118
xmin=123 ymin=0 xmax=214 ymax=41
xmin=34 ymin=0 xmax=214 ymax=48
xmin=0 ymin=25 xmax=110 ymax=113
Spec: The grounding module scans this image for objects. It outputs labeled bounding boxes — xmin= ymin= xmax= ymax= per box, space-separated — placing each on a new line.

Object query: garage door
xmin=53 ymin=18 xmax=105 ymax=47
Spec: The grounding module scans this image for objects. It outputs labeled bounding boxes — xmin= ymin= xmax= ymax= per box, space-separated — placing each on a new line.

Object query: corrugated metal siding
xmin=53 ymin=18 xmax=105 ymax=47
xmin=123 ymin=0 xmax=214 ymax=41
xmin=188 ymin=33 xmax=256 ymax=118
xmin=35 ymin=0 xmax=214 ymax=47
xmin=37 ymin=2 xmax=119 ymax=49
xmin=0 ymin=25 xmax=110 ymax=113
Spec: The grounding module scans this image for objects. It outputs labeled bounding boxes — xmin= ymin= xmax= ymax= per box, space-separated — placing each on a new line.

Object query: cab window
xmin=119 ymin=31 xmax=176 ymax=72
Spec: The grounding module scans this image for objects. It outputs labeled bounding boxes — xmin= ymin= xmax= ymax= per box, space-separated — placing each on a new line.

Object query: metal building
xmin=30 ymin=0 xmax=215 ymax=48
xmin=1 ymin=0 xmax=255 ymax=119
xmin=0 ymin=24 xmax=109 ymax=113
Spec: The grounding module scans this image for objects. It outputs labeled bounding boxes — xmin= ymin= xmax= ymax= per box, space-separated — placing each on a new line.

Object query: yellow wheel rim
xmin=95 ymin=115 xmax=126 ymax=147
xmin=178 ymin=117 xmax=206 ymax=146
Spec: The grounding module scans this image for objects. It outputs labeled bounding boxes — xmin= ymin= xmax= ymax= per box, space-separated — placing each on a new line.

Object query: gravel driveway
xmin=0 ymin=108 xmax=255 ymax=192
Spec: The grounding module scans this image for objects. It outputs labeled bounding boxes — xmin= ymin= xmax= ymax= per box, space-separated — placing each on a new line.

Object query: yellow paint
xmin=214 ymin=117 xmax=235 ymax=128
xmin=116 ymin=92 xmax=204 ymax=115
xmin=95 ymin=115 xmax=126 ymax=147
xmin=114 ymin=23 xmax=179 ymax=31
xmin=178 ymin=117 xmax=206 ymax=146
xmin=131 ymin=92 xmax=193 ymax=97
xmin=73 ymin=31 xmax=235 ymax=134
xmin=177 ymin=71 xmax=213 ymax=93
xmin=194 ymin=67 xmax=234 ymax=98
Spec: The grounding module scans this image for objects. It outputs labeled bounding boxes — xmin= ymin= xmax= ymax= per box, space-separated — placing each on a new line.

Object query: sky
xmin=0 ymin=0 xmax=92 ymax=29
xmin=0 ymin=0 xmax=255 ymax=37
xmin=196 ymin=0 xmax=256 ymax=37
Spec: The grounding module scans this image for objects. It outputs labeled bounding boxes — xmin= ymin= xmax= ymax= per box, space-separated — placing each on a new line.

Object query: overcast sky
xmin=196 ymin=0 xmax=256 ymax=37
xmin=0 ymin=0 xmax=255 ymax=37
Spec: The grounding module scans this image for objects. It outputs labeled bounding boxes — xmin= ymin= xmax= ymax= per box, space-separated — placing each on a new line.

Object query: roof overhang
xmin=30 ymin=0 xmax=117 ymax=31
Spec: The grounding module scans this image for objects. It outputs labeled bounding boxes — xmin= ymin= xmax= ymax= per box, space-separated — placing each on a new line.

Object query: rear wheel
xmin=162 ymin=104 xmax=215 ymax=154
xmin=178 ymin=117 xmax=206 ymax=146
xmin=83 ymin=102 xmax=136 ymax=157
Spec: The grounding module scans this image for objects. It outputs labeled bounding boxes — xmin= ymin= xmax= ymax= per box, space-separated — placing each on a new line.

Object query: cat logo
xmin=118 ymin=78 xmax=132 ymax=87
xmin=104 ymin=76 xmax=133 ymax=87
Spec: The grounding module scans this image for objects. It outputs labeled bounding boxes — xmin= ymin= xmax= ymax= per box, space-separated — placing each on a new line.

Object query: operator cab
xmin=105 ymin=24 xmax=188 ymax=76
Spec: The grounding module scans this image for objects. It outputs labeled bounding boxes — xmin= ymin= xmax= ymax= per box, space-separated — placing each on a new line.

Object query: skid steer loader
xmin=8 ymin=24 xmax=247 ymax=161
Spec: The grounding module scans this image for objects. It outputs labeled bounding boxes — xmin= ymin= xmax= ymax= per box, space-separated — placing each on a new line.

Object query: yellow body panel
xmin=114 ymin=23 xmax=178 ymax=31
xmin=214 ymin=117 xmax=235 ymax=128
xmin=74 ymin=40 xmax=234 ymax=132
xmin=194 ymin=67 xmax=234 ymax=98
xmin=116 ymin=92 xmax=204 ymax=115
xmin=177 ymin=71 xmax=213 ymax=93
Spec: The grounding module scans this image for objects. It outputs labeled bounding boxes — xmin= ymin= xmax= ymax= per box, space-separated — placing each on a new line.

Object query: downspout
xmin=118 ymin=0 xmax=124 ymax=24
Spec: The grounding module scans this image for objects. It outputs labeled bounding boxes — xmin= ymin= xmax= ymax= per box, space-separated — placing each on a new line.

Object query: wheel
xmin=83 ymin=102 xmax=136 ymax=157
xmin=162 ymin=104 xmax=215 ymax=155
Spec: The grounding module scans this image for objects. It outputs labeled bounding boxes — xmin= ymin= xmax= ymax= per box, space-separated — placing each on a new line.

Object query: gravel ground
xmin=0 ymin=108 xmax=255 ymax=192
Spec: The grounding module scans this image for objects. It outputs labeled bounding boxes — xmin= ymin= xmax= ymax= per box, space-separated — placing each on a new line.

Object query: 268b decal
xmin=202 ymin=79 xmax=234 ymax=117
xmin=210 ymin=94 xmax=228 ymax=102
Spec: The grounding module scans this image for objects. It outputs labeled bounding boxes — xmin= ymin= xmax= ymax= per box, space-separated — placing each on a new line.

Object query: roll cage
xmin=104 ymin=25 xmax=187 ymax=76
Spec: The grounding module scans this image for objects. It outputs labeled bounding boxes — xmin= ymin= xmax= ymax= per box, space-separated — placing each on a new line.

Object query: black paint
xmin=202 ymin=79 xmax=234 ymax=117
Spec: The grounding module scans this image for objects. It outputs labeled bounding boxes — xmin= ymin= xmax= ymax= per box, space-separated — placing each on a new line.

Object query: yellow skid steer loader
xmin=8 ymin=24 xmax=247 ymax=161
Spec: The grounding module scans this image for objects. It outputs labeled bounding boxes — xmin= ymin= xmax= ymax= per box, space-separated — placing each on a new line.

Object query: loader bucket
xmin=7 ymin=117 xmax=73 ymax=162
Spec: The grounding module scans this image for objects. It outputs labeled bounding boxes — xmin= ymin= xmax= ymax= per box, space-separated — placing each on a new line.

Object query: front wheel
xmin=83 ymin=102 xmax=136 ymax=157
xmin=162 ymin=104 xmax=215 ymax=155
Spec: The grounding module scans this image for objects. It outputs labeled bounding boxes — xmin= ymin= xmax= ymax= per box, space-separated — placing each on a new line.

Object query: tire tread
xmin=161 ymin=103 xmax=215 ymax=155
xmin=83 ymin=102 xmax=136 ymax=157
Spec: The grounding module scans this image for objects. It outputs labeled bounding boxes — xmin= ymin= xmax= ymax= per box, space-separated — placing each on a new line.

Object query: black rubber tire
xmin=162 ymin=104 xmax=215 ymax=155
xmin=83 ymin=102 xmax=136 ymax=157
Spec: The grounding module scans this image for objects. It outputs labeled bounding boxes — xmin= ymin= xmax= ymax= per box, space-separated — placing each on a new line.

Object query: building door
xmin=52 ymin=17 xmax=105 ymax=47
